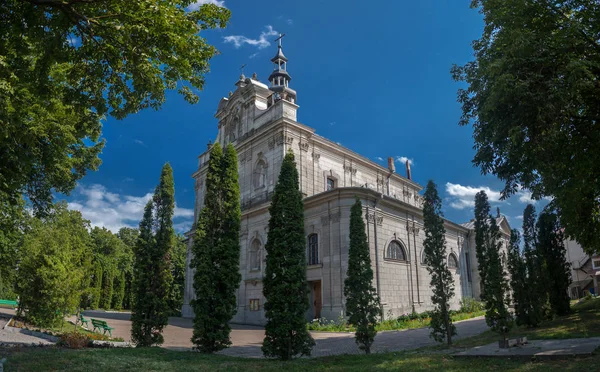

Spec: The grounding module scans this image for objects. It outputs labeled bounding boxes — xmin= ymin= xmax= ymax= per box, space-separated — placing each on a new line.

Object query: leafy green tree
xmin=422 ymin=181 xmax=456 ymax=346
xmin=117 ymin=227 xmax=138 ymax=310
xmin=191 ymin=143 xmax=242 ymax=352
xmin=522 ymin=204 xmax=545 ymax=326
xmin=344 ymin=198 xmax=381 ymax=354
xmin=474 ymin=191 xmax=512 ymax=338
xmin=89 ymin=226 xmax=128 ymax=309
xmin=112 ymin=271 xmax=126 ymax=310
xmin=507 ymin=229 xmax=528 ymax=326
xmin=0 ymin=1 xmax=230 ymax=215
xmin=16 ymin=203 xmax=92 ymax=327
xmin=0 ymin=196 xmax=28 ymax=300
xmin=537 ymin=207 xmax=571 ymax=316
xmin=262 ymin=151 xmax=315 ymax=360
xmin=452 ymin=0 xmax=600 ymax=254
xmin=131 ymin=164 xmax=175 ymax=347
xmin=168 ymin=235 xmax=187 ymax=316
xmin=88 ymin=265 xmax=103 ymax=310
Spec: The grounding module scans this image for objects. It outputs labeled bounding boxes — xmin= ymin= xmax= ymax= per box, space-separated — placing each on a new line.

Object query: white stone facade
xmin=182 ymin=51 xmax=511 ymax=324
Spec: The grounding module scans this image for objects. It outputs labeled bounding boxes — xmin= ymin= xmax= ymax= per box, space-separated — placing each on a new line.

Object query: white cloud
xmin=67 ymin=184 xmax=194 ymax=233
xmin=445 ymin=182 xmax=503 ymax=210
xmin=286 ymin=18 xmax=294 ymax=26
xmin=224 ymin=25 xmax=279 ymax=50
xmin=249 ymin=52 xmax=259 ymax=59
xmin=375 ymin=157 xmax=384 ymax=161
xmin=395 ymin=156 xmax=414 ymax=166
xmin=189 ymin=0 xmax=225 ymax=11
xmin=133 ymin=139 xmax=146 ymax=147
xmin=515 ymin=215 xmax=524 ymax=220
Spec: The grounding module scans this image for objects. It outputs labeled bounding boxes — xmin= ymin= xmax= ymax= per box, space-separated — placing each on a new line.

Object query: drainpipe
xmin=412 ymin=219 xmax=421 ymax=305
xmin=405 ymin=218 xmax=415 ymax=314
xmin=372 ymin=196 xmax=383 ymax=319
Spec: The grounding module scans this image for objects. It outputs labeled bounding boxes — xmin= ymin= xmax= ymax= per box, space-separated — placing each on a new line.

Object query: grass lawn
xmin=2 ymin=298 xmax=599 ymax=371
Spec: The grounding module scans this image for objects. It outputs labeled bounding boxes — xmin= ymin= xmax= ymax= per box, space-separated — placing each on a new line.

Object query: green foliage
xmin=474 ymin=191 xmax=512 ymax=336
xmin=262 ymin=151 xmax=315 ymax=360
xmin=191 ymin=143 xmax=242 ymax=352
xmin=422 ymin=181 xmax=456 ymax=346
xmin=112 ymin=272 xmax=126 ymax=311
xmin=537 ymin=207 xmax=571 ymax=316
xmin=452 ymin=0 xmax=600 ymax=255
xmin=507 ymin=229 xmax=528 ymax=326
xmin=459 ymin=298 xmax=485 ymax=313
xmin=88 ymin=266 xmax=103 ymax=310
xmin=16 ymin=203 xmax=92 ymax=327
xmin=0 ymin=0 xmax=230 ymax=214
xmin=168 ymin=235 xmax=187 ymax=316
xmin=117 ymin=227 xmax=138 ymax=310
xmin=0 ymin=196 xmax=28 ymax=300
xmin=522 ymin=204 xmax=546 ymax=327
xmin=344 ymin=198 xmax=381 ymax=354
xmin=131 ymin=164 xmax=175 ymax=347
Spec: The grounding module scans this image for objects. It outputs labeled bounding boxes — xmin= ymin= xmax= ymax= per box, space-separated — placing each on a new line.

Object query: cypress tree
xmin=474 ymin=191 xmax=512 ymax=338
xmin=422 ymin=180 xmax=456 ymax=346
xmin=262 ymin=150 xmax=315 ymax=360
xmin=100 ymin=268 xmax=114 ymax=309
xmin=191 ymin=143 xmax=242 ymax=352
xmin=131 ymin=163 xmax=175 ymax=347
xmin=344 ymin=198 xmax=381 ymax=354
xmin=537 ymin=208 xmax=571 ymax=316
xmin=507 ymin=229 xmax=528 ymax=325
xmin=522 ymin=204 xmax=545 ymax=326
xmin=90 ymin=265 xmax=103 ymax=309
xmin=113 ymin=271 xmax=126 ymax=310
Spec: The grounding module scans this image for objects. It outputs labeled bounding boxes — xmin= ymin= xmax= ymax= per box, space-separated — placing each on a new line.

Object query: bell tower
xmin=268 ymin=33 xmax=297 ymax=104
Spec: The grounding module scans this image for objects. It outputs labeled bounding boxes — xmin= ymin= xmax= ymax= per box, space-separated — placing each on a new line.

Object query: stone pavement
xmin=78 ymin=310 xmax=490 ymax=358
xmin=454 ymin=337 xmax=600 ymax=360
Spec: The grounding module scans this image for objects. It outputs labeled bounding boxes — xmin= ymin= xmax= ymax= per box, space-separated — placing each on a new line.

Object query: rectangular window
xmin=249 ymin=299 xmax=260 ymax=311
xmin=593 ymin=259 xmax=600 ymax=270
xmin=308 ymin=234 xmax=319 ymax=265
xmin=327 ymin=177 xmax=335 ymax=191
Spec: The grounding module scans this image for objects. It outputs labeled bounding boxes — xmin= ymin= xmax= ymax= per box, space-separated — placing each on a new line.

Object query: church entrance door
xmin=312 ymin=281 xmax=322 ymax=319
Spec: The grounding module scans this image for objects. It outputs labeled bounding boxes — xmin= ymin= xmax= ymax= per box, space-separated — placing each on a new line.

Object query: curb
xmin=4 ymin=326 xmax=59 ymax=343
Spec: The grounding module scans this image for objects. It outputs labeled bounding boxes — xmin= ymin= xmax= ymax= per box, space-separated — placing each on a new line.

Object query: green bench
xmin=0 ymin=299 xmax=18 ymax=309
xmin=78 ymin=314 xmax=90 ymax=328
xmin=91 ymin=318 xmax=114 ymax=337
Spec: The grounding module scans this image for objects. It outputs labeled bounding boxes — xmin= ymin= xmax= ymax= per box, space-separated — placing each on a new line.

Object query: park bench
xmin=91 ymin=318 xmax=114 ymax=337
xmin=78 ymin=313 xmax=90 ymax=328
xmin=0 ymin=299 xmax=18 ymax=309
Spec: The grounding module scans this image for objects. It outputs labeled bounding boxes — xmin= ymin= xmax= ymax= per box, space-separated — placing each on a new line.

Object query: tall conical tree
xmin=422 ymin=181 xmax=456 ymax=346
xmin=262 ymin=150 xmax=315 ymax=360
xmin=507 ymin=229 xmax=528 ymax=325
xmin=522 ymin=204 xmax=545 ymax=326
xmin=191 ymin=143 xmax=242 ymax=352
xmin=537 ymin=207 xmax=571 ymax=316
xmin=474 ymin=191 xmax=512 ymax=338
xmin=344 ymin=198 xmax=381 ymax=354
xmin=131 ymin=164 xmax=175 ymax=347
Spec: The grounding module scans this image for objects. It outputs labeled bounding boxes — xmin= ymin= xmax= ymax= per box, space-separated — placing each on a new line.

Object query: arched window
xmin=254 ymin=160 xmax=267 ymax=189
xmin=249 ymin=239 xmax=261 ymax=271
xmin=448 ymin=253 xmax=458 ymax=269
xmin=308 ymin=234 xmax=319 ymax=265
xmin=386 ymin=240 xmax=407 ymax=261
xmin=421 ymin=249 xmax=427 ymax=265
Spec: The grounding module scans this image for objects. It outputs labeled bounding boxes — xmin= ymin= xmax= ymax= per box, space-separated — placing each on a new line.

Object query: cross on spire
xmin=274 ymin=33 xmax=285 ymax=47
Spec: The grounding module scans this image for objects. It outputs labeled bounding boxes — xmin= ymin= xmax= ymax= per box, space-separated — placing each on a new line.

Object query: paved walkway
xmin=77 ymin=310 xmax=490 ymax=357
xmin=0 ymin=309 xmax=55 ymax=346
xmin=454 ymin=337 xmax=600 ymax=359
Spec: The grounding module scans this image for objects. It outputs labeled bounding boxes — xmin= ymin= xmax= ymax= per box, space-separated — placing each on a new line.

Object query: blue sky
xmin=63 ymin=0 xmax=547 ymax=233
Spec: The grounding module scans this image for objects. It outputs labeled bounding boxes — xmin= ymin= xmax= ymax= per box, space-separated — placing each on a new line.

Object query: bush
xmin=460 ymin=297 xmax=485 ymax=313
xmin=58 ymin=332 xmax=90 ymax=349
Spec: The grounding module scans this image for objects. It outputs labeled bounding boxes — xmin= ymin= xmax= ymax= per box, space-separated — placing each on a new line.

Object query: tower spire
xmin=268 ymin=33 xmax=296 ymax=104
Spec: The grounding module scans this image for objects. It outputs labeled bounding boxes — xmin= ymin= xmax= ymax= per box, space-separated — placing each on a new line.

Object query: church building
xmin=182 ymin=37 xmax=512 ymax=325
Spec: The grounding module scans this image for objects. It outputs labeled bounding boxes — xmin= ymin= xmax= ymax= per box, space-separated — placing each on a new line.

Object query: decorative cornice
xmin=312 ymin=152 xmax=321 ymax=160
xmin=343 ymin=164 xmax=358 ymax=175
